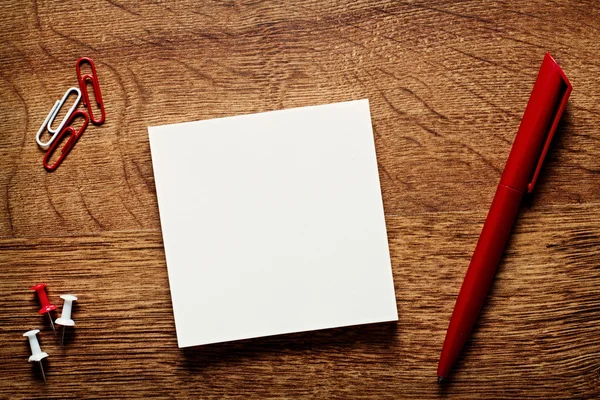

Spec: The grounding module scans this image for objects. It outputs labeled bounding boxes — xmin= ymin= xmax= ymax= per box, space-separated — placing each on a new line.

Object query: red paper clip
xmin=76 ymin=57 xmax=105 ymax=125
xmin=43 ymin=110 xmax=90 ymax=171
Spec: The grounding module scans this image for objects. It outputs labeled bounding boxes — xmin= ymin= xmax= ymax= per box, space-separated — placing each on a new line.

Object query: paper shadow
xmin=181 ymin=321 xmax=399 ymax=371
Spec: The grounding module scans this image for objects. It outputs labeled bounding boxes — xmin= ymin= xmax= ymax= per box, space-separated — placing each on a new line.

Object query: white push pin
xmin=23 ymin=329 xmax=48 ymax=383
xmin=55 ymin=294 xmax=77 ymax=350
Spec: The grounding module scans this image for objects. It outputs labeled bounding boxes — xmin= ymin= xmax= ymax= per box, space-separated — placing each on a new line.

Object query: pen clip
xmin=527 ymin=54 xmax=573 ymax=193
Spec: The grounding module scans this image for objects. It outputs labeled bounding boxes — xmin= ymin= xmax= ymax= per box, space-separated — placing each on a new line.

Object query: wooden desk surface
xmin=1 ymin=1 xmax=599 ymax=398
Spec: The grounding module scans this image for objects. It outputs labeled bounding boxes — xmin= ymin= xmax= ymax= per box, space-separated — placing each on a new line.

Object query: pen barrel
xmin=438 ymin=184 xmax=523 ymax=378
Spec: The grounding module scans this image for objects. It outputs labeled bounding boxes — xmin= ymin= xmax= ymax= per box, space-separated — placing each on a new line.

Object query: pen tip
xmin=437 ymin=376 xmax=444 ymax=384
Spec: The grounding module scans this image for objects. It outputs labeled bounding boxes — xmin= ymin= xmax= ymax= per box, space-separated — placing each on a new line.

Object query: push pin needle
xmin=24 ymin=329 xmax=48 ymax=384
xmin=55 ymin=294 xmax=77 ymax=350
xmin=31 ymin=283 xmax=58 ymax=335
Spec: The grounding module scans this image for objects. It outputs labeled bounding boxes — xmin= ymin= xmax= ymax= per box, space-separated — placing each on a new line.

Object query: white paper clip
xmin=36 ymin=87 xmax=81 ymax=149
xmin=24 ymin=329 xmax=49 ymax=383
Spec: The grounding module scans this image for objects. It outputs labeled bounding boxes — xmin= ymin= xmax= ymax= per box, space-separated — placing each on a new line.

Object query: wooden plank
xmin=1 ymin=0 xmax=599 ymax=397
xmin=0 ymin=0 xmax=599 ymax=237
xmin=0 ymin=204 xmax=598 ymax=398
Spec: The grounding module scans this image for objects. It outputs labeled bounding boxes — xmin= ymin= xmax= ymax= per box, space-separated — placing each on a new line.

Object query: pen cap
xmin=500 ymin=53 xmax=572 ymax=193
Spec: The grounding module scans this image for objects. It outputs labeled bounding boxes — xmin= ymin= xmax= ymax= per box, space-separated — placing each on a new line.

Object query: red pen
xmin=437 ymin=53 xmax=572 ymax=381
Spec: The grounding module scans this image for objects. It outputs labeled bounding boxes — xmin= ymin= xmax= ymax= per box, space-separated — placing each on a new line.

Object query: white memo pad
xmin=148 ymin=99 xmax=398 ymax=348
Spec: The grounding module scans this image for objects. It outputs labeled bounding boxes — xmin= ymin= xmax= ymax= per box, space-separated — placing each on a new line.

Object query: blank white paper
xmin=148 ymin=99 xmax=397 ymax=347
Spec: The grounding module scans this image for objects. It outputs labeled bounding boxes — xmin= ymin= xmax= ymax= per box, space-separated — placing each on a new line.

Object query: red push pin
xmin=31 ymin=283 xmax=57 ymax=335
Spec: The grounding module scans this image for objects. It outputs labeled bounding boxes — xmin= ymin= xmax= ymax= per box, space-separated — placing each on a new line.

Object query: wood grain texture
xmin=0 ymin=0 xmax=599 ymax=398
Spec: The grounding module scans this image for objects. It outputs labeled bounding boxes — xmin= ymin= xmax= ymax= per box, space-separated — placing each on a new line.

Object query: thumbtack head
xmin=38 ymin=304 xmax=58 ymax=314
xmin=23 ymin=329 xmax=49 ymax=362
xmin=56 ymin=294 xmax=78 ymax=350
xmin=31 ymin=283 xmax=58 ymax=314
xmin=24 ymin=329 xmax=48 ymax=383
xmin=31 ymin=283 xmax=58 ymax=334
xmin=60 ymin=294 xmax=78 ymax=302
xmin=55 ymin=294 xmax=78 ymax=327
xmin=23 ymin=329 xmax=40 ymax=338
xmin=55 ymin=318 xmax=75 ymax=326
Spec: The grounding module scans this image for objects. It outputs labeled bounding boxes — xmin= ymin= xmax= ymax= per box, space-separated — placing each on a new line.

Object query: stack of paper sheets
xmin=148 ymin=99 xmax=397 ymax=347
